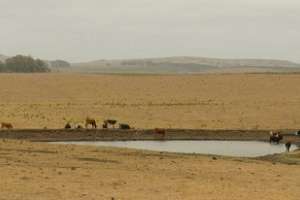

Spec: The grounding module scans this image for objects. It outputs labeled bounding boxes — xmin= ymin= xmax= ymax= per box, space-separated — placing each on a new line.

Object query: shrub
xmin=3 ymin=55 xmax=50 ymax=73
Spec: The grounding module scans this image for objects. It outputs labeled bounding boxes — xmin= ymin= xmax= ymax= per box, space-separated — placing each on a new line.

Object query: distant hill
xmin=47 ymin=60 xmax=71 ymax=71
xmin=0 ymin=54 xmax=9 ymax=62
xmin=71 ymin=57 xmax=300 ymax=74
xmin=2 ymin=54 xmax=300 ymax=74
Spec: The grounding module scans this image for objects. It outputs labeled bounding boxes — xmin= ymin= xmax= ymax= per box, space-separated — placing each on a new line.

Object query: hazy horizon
xmin=1 ymin=0 xmax=299 ymax=62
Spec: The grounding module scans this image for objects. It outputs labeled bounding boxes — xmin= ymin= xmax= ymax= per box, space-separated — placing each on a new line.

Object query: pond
xmin=56 ymin=140 xmax=298 ymax=157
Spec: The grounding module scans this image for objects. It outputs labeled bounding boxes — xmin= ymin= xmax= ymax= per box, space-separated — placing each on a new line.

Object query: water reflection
xmin=56 ymin=140 xmax=298 ymax=157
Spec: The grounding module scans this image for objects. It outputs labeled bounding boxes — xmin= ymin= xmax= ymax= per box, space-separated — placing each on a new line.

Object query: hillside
xmin=2 ymin=54 xmax=300 ymax=74
xmin=71 ymin=57 xmax=300 ymax=74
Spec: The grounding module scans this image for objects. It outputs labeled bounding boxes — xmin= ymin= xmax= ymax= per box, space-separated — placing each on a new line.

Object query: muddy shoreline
xmin=0 ymin=129 xmax=299 ymax=144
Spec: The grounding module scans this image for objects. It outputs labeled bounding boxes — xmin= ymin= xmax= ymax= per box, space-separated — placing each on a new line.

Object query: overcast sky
xmin=0 ymin=0 xmax=299 ymax=62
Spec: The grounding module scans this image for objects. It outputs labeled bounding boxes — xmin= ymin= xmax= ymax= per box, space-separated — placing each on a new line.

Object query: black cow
xmin=119 ymin=123 xmax=130 ymax=130
xmin=102 ymin=123 xmax=108 ymax=129
xmin=285 ymin=142 xmax=292 ymax=152
xmin=269 ymin=133 xmax=283 ymax=144
xmin=104 ymin=119 xmax=117 ymax=128
xmin=76 ymin=124 xmax=83 ymax=129
xmin=64 ymin=123 xmax=72 ymax=129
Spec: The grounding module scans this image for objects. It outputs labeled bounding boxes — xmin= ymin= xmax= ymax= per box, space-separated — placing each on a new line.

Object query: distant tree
xmin=4 ymin=55 xmax=50 ymax=73
xmin=34 ymin=58 xmax=50 ymax=72
xmin=0 ymin=61 xmax=5 ymax=72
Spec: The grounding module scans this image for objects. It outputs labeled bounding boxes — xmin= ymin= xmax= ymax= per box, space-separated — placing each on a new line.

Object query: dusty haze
xmin=0 ymin=0 xmax=300 ymax=62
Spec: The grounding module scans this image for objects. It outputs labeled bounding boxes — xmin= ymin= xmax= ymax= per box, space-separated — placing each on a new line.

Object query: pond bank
xmin=0 ymin=128 xmax=299 ymax=144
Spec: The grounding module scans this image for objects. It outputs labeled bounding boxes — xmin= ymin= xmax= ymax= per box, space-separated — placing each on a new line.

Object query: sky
xmin=0 ymin=0 xmax=299 ymax=62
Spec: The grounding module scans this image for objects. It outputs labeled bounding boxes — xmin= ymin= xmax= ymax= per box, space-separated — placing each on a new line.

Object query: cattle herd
xmin=0 ymin=120 xmax=298 ymax=151
xmin=64 ymin=117 xmax=131 ymax=130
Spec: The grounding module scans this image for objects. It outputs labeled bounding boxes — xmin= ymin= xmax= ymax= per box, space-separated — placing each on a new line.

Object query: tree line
xmin=0 ymin=55 xmax=50 ymax=73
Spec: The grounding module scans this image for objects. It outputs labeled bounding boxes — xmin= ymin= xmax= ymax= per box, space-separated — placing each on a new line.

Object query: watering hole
xmin=54 ymin=140 xmax=299 ymax=157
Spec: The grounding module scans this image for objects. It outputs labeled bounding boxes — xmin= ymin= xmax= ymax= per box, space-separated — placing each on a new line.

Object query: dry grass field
xmin=1 ymin=73 xmax=300 ymax=200
xmin=0 ymin=140 xmax=299 ymax=200
xmin=1 ymin=73 xmax=300 ymax=129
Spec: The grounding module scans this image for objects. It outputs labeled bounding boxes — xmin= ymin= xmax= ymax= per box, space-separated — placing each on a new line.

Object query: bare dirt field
xmin=0 ymin=140 xmax=299 ymax=200
xmin=1 ymin=73 xmax=300 ymax=199
xmin=1 ymin=73 xmax=300 ymax=129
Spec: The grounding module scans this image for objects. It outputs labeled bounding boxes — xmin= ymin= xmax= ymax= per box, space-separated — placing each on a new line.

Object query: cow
xmin=76 ymin=124 xmax=83 ymax=129
xmin=154 ymin=128 xmax=166 ymax=138
xmin=1 ymin=122 xmax=13 ymax=129
xmin=64 ymin=123 xmax=72 ymax=129
xmin=104 ymin=119 xmax=117 ymax=128
xmin=285 ymin=142 xmax=292 ymax=152
xmin=85 ymin=117 xmax=97 ymax=129
xmin=102 ymin=122 xmax=108 ymax=129
xmin=119 ymin=123 xmax=130 ymax=130
xmin=269 ymin=131 xmax=283 ymax=144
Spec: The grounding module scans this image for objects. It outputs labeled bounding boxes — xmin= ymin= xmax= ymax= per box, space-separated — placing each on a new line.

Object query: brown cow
xmin=1 ymin=122 xmax=13 ymax=129
xmin=154 ymin=128 xmax=166 ymax=138
xmin=85 ymin=117 xmax=97 ymax=128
